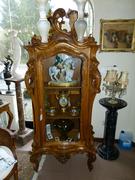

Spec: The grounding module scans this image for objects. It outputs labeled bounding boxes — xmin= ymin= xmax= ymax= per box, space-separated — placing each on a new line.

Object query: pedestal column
xmin=14 ymin=79 xmax=27 ymax=134
xmin=6 ymin=77 xmax=33 ymax=145
xmin=97 ymin=98 xmax=127 ymax=160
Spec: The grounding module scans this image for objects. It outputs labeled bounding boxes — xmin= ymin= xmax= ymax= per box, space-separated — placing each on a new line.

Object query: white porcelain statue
xmin=10 ymin=30 xmax=23 ymax=78
xmin=49 ymin=54 xmax=75 ymax=83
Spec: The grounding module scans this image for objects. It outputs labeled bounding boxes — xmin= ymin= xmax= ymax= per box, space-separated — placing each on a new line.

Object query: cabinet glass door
xmin=43 ymin=53 xmax=82 ymax=142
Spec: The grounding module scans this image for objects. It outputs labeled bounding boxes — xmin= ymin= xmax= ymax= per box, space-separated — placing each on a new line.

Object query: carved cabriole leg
xmin=84 ymin=124 xmax=96 ymax=171
xmin=87 ymin=152 xmax=96 ymax=171
xmin=30 ymin=141 xmax=42 ymax=171
xmin=30 ymin=153 xmax=41 ymax=172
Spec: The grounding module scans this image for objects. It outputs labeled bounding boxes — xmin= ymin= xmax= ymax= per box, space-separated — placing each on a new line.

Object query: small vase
xmin=37 ymin=18 xmax=50 ymax=43
xmin=36 ymin=0 xmax=50 ymax=43
xmin=74 ymin=0 xmax=87 ymax=19
xmin=36 ymin=0 xmax=49 ymax=8
xmin=74 ymin=18 xmax=87 ymax=42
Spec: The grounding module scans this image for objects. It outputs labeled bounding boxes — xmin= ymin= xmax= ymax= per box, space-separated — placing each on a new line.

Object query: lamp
xmin=103 ymin=69 xmax=128 ymax=104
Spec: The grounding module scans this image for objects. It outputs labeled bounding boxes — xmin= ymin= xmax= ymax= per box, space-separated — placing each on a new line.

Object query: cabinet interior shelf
xmin=44 ymin=83 xmax=81 ymax=90
xmin=46 ymin=112 xmax=80 ymax=120
xmin=46 ymin=128 xmax=80 ymax=142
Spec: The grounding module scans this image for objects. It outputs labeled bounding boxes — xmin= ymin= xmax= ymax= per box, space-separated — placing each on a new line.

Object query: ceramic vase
xmin=37 ymin=18 xmax=50 ymax=43
xmin=74 ymin=18 xmax=87 ymax=42
xmin=37 ymin=0 xmax=50 ymax=43
xmin=74 ymin=0 xmax=87 ymax=18
xmin=74 ymin=0 xmax=87 ymax=42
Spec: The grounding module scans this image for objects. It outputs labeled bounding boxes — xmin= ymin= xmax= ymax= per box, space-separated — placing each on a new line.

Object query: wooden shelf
xmin=44 ymin=84 xmax=81 ymax=90
xmin=46 ymin=111 xmax=80 ymax=120
xmin=46 ymin=129 xmax=80 ymax=142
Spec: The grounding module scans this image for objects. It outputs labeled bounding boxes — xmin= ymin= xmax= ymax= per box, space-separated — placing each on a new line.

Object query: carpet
xmin=16 ymin=151 xmax=34 ymax=180
xmin=37 ymin=147 xmax=135 ymax=180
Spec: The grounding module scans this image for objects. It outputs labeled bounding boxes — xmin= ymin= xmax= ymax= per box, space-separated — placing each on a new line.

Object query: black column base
xmin=97 ymin=144 xmax=119 ymax=160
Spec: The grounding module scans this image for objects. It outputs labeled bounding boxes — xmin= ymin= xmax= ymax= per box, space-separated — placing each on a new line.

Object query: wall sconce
xmin=103 ymin=69 xmax=128 ymax=104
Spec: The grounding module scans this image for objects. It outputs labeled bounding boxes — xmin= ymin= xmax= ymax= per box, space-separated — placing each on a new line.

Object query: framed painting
xmin=100 ymin=19 xmax=135 ymax=52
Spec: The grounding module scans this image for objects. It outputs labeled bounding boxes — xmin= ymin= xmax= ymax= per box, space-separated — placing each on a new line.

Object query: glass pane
xmin=0 ymin=0 xmax=39 ymax=63
xmin=44 ymin=53 xmax=82 ymax=142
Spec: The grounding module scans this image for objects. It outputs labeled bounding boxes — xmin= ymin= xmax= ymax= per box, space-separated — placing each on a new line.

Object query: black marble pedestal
xmin=97 ymin=98 xmax=127 ymax=160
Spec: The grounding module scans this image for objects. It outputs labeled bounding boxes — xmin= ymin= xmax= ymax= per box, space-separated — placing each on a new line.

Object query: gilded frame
xmin=100 ymin=19 xmax=135 ymax=52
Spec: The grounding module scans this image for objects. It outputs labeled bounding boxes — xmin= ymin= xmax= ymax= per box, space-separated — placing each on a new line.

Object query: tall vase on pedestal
xmin=37 ymin=16 xmax=50 ymax=43
xmin=74 ymin=0 xmax=87 ymax=42
xmin=36 ymin=0 xmax=50 ymax=43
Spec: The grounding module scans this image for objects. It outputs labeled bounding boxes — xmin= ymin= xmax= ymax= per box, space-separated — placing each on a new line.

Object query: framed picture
xmin=100 ymin=19 xmax=135 ymax=52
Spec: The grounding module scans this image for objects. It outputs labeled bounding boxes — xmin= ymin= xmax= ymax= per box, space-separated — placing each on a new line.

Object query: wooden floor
xmin=37 ymin=145 xmax=135 ymax=180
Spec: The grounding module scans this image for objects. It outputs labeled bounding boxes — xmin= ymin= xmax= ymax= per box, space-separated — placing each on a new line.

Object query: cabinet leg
xmin=87 ymin=153 xmax=96 ymax=171
xmin=30 ymin=154 xmax=41 ymax=172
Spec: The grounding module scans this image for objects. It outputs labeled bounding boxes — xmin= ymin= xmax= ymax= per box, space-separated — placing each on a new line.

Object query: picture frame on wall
xmin=100 ymin=19 xmax=135 ymax=52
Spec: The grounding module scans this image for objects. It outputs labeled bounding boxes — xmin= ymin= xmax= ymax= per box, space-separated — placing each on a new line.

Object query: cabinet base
xmin=97 ymin=144 xmax=119 ymax=160
xmin=30 ymin=147 xmax=96 ymax=172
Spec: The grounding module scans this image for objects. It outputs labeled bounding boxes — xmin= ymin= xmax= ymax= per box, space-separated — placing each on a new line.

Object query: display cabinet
xmin=25 ymin=8 xmax=101 ymax=171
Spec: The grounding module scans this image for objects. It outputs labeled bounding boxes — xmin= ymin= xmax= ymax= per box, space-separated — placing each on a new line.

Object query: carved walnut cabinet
xmin=25 ymin=9 xmax=101 ymax=171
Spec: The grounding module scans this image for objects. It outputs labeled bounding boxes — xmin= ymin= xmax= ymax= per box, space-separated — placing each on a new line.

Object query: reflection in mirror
xmin=49 ymin=0 xmax=94 ymax=35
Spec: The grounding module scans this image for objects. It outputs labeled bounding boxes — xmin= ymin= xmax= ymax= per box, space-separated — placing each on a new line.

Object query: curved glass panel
xmin=44 ymin=53 xmax=82 ymax=142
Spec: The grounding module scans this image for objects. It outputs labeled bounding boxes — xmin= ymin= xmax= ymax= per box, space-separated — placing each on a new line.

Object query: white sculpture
xmin=49 ymin=66 xmax=60 ymax=81
xmin=63 ymin=57 xmax=75 ymax=82
xmin=49 ymin=54 xmax=75 ymax=83
xmin=10 ymin=30 xmax=23 ymax=78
